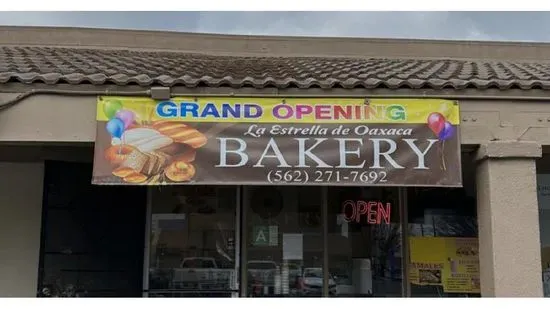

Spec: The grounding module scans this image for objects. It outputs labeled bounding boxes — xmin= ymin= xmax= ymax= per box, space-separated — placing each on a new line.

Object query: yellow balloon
xmin=438 ymin=103 xmax=451 ymax=118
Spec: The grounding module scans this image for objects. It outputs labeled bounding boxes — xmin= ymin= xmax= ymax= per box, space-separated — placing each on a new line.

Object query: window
xmin=142 ymin=165 xmax=477 ymax=298
xmin=147 ymin=186 xmax=238 ymax=297
xmin=407 ymin=153 xmax=480 ymax=297
xmin=38 ymin=161 xmax=146 ymax=297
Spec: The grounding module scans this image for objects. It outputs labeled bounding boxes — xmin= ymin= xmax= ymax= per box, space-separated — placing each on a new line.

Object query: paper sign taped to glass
xmin=92 ymin=97 xmax=462 ymax=186
xmin=409 ymin=236 xmax=480 ymax=294
xmin=282 ymin=233 xmax=303 ymax=260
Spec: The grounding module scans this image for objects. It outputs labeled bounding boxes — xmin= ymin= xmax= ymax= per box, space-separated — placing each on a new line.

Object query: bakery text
xmin=216 ymin=137 xmax=438 ymax=170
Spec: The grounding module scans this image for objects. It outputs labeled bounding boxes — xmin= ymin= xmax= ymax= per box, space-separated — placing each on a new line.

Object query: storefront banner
xmin=92 ymin=97 xmax=462 ymax=186
xmin=409 ymin=236 xmax=480 ymax=294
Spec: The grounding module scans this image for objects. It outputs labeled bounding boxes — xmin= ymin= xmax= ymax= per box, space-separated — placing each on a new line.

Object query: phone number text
xmin=266 ymin=170 xmax=388 ymax=184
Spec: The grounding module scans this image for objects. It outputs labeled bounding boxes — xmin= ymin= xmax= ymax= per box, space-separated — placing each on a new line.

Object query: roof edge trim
xmin=1 ymin=26 xmax=550 ymax=60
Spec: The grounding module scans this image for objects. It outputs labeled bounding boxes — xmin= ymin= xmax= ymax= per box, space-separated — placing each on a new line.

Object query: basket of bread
xmin=104 ymin=121 xmax=207 ymax=184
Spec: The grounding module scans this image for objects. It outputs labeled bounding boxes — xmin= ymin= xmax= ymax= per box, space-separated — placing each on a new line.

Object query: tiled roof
xmin=1 ymin=46 xmax=550 ymax=90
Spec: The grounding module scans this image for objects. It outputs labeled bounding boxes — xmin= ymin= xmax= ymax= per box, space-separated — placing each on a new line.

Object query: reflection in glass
xmin=327 ymin=187 xmax=402 ymax=297
xmin=245 ymin=186 xmax=323 ymax=297
xmin=148 ymin=186 xmax=237 ymax=297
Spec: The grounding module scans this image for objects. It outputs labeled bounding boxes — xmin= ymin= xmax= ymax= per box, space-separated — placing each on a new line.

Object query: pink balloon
xmin=427 ymin=112 xmax=446 ymax=135
xmin=115 ymin=110 xmax=135 ymax=129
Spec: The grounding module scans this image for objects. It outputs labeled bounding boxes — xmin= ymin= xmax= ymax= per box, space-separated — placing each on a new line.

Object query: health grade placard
xmin=92 ymin=97 xmax=462 ymax=186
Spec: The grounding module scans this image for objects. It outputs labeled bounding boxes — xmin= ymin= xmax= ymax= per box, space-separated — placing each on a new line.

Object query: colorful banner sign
xmin=92 ymin=97 xmax=462 ymax=186
xmin=409 ymin=237 xmax=480 ymax=294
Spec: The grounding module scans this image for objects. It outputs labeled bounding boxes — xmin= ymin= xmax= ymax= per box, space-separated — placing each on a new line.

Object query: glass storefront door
xmin=241 ymin=186 xmax=403 ymax=297
xmin=146 ymin=186 xmax=239 ymax=297
xmin=242 ymin=186 xmax=324 ymax=297
xmin=326 ymin=187 xmax=402 ymax=297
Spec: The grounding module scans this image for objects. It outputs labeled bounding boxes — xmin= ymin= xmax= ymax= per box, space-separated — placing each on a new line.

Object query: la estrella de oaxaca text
xmin=92 ymin=97 xmax=461 ymax=187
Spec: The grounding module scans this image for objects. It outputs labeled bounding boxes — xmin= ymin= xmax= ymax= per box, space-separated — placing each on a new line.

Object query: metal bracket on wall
xmin=150 ymin=87 xmax=171 ymax=100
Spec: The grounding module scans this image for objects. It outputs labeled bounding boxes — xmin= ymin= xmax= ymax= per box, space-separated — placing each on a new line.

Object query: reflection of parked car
xmin=172 ymin=257 xmax=233 ymax=290
xmin=181 ymin=257 xmax=218 ymax=268
xmin=247 ymin=260 xmax=277 ymax=280
xmin=247 ymin=260 xmax=277 ymax=296
xmin=297 ymin=268 xmax=337 ymax=296
xmin=332 ymin=273 xmax=354 ymax=296
xmin=288 ymin=263 xmax=302 ymax=293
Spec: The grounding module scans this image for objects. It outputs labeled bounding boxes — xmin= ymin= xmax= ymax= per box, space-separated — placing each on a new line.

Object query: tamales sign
xmin=92 ymin=97 xmax=462 ymax=186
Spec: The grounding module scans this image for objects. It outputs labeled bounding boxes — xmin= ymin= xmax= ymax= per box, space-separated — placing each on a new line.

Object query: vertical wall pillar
xmin=0 ymin=162 xmax=44 ymax=297
xmin=476 ymin=141 xmax=542 ymax=297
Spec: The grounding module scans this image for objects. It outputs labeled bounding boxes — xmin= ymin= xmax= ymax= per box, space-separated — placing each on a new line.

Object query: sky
xmin=0 ymin=11 xmax=548 ymax=42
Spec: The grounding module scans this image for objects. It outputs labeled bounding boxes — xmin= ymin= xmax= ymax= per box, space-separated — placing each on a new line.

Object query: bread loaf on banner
xmin=152 ymin=121 xmax=207 ymax=148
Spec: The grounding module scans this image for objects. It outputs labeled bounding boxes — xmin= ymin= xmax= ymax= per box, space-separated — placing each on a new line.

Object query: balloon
xmin=103 ymin=100 xmax=123 ymax=120
xmin=115 ymin=109 xmax=135 ymax=129
xmin=106 ymin=118 xmax=125 ymax=139
xmin=438 ymin=121 xmax=455 ymax=141
xmin=438 ymin=103 xmax=451 ymax=116
xmin=427 ymin=112 xmax=446 ymax=135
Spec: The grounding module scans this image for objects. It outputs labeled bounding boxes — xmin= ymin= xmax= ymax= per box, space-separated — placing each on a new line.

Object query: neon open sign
xmin=342 ymin=200 xmax=391 ymax=224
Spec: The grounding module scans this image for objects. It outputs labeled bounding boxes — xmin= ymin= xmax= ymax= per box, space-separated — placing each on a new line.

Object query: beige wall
xmin=0 ymin=93 xmax=96 ymax=143
xmin=0 ymin=162 xmax=44 ymax=297
xmin=0 ymin=92 xmax=547 ymax=297
xmin=1 ymin=92 xmax=550 ymax=146
xmin=477 ymin=156 xmax=542 ymax=296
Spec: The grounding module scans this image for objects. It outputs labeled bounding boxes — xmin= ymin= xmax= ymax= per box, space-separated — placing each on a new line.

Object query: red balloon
xmin=427 ymin=112 xmax=446 ymax=134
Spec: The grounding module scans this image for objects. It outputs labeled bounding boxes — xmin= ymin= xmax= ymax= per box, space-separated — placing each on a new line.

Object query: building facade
xmin=0 ymin=26 xmax=548 ymax=297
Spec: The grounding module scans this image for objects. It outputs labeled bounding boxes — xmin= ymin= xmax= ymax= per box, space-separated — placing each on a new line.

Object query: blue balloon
xmin=438 ymin=121 xmax=455 ymax=141
xmin=106 ymin=118 xmax=125 ymax=139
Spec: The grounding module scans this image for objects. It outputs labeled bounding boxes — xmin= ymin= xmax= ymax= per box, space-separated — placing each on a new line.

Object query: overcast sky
xmin=0 ymin=11 xmax=548 ymax=42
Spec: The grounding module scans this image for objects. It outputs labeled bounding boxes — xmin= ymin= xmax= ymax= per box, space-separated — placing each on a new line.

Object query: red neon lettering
xmin=341 ymin=200 xmax=391 ymax=225
xmin=342 ymin=200 xmax=356 ymax=222
xmin=377 ymin=202 xmax=391 ymax=224
xmin=356 ymin=200 xmax=368 ymax=223
xmin=367 ymin=201 xmax=377 ymax=224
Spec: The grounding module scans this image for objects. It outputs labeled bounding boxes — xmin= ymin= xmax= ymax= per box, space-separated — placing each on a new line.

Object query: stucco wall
xmin=0 ymin=91 xmax=547 ymax=297
xmin=0 ymin=92 xmax=550 ymax=146
xmin=477 ymin=156 xmax=543 ymax=296
xmin=0 ymin=162 xmax=44 ymax=297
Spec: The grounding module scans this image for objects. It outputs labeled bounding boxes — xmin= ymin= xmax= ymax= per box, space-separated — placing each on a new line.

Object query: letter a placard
xmin=253 ymin=226 xmax=269 ymax=246
xmin=252 ymin=226 xmax=278 ymax=246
